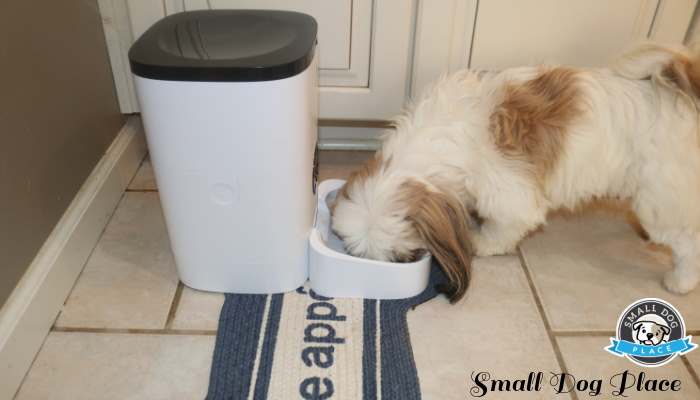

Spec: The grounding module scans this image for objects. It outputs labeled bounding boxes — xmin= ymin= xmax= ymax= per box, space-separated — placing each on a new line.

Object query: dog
xmin=633 ymin=318 xmax=671 ymax=346
xmin=331 ymin=43 xmax=700 ymax=303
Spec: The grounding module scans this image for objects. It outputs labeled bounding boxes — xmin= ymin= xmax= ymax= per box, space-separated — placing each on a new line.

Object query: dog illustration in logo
xmin=633 ymin=314 xmax=671 ymax=346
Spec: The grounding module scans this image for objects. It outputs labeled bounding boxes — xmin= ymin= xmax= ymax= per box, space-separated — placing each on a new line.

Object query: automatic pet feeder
xmin=129 ymin=10 xmax=431 ymax=299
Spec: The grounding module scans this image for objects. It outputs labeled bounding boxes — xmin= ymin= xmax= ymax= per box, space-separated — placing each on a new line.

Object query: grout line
xmin=51 ymin=326 xmax=217 ymax=336
xmin=124 ymin=153 xmax=148 ymax=190
xmin=164 ymin=281 xmax=185 ymax=330
xmin=681 ymin=355 xmax=700 ymax=391
xmin=517 ymin=246 xmax=579 ymax=400
xmin=53 ymin=189 xmax=129 ymax=328
xmin=554 ymin=331 xmax=615 ymax=337
xmin=14 ymin=325 xmax=54 ymax=397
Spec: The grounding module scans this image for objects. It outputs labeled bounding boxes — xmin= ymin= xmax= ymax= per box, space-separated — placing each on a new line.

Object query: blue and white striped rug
xmin=206 ymin=266 xmax=446 ymax=400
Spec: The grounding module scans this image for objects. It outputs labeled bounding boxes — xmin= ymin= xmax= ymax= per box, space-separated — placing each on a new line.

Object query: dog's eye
xmin=642 ymin=329 xmax=646 ymax=333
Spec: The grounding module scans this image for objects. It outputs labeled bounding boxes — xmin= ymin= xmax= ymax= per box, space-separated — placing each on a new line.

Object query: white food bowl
xmin=309 ymin=179 xmax=432 ymax=299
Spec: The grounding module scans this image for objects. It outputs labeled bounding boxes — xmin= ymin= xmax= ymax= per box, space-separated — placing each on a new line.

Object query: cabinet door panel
xmin=411 ymin=0 xmax=477 ymax=97
xmin=171 ymin=0 xmax=371 ymax=88
xmin=207 ymin=0 xmax=351 ymax=70
xmin=470 ymin=0 xmax=659 ymax=69
xmin=126 ymin=0 xmax=165 ymax=38
xmin=102 ymin=0 xmax=412 ymax=119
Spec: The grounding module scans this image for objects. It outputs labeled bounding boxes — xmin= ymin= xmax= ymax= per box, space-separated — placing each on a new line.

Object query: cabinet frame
xmin=98 ymin=0 xmax=414 ymax=120
xmin=411 ymin=0 xmax=697 ymax=99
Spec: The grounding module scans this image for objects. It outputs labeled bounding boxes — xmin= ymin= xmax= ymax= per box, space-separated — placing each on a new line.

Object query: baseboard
xmin=0 ymin=116 xmax=147 ymax=399
xmin=317 ymin=139 xmax=380 ymax=151
xmin=318 ymin=125 xmax=384 ymax=151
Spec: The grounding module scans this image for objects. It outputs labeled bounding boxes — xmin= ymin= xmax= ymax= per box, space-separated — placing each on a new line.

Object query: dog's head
xmin=633 ymin=320 xmax=670 ymax=346
xmin=331 ymin=154 xmax=473 ymax=303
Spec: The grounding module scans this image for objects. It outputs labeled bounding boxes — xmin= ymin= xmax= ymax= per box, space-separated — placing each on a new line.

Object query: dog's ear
xmin=633 ymin=322 xmax=643 ymax=331
xmin=402 ymin=180 xmax=472 ymax=303
xmin=660 ymin=325 xmax=671 ymax=335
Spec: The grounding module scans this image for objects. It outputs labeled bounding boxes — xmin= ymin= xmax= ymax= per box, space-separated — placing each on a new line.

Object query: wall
xmin=0 ymin=0 xmax=124 ymax=307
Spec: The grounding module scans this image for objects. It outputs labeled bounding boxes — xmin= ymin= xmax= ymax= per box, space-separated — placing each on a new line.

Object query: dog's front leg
xmin=663 ymin=231 xmax=700 ymax=294
xmin=470 ymin=215 xmax=544 ymax=256
xmin=468 ymin=178 xmax=547 ymax=256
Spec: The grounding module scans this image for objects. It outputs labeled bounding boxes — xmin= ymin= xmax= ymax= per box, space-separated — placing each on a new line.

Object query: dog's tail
xmin=613 ymin=42 xmax=700 ymax=100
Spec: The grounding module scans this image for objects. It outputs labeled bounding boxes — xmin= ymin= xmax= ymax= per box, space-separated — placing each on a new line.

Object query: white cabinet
xmin=101 ymin=0 xmax=697 ymax=128
xmin=412 ymin=0 xmax=696 ymax=98
xmin=164 ymin=0 xmax=368 ymax=87
xmin=100 ymin=0 xmax=413 ymax=120
xmin=471 ymin=0 xmax=659 ymax=69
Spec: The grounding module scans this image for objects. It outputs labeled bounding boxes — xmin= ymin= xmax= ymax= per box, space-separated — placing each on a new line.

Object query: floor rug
xmin=207 ymin=266 xmax=446 ymax=400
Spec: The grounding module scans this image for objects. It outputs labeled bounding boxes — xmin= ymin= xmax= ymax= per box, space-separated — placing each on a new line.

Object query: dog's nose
xmin=647 ymin=333 xmax=654 ymax=339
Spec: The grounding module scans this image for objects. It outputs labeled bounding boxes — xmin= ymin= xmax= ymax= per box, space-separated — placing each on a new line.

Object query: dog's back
xmin=332 ymin=43 xmax=700 ymax=301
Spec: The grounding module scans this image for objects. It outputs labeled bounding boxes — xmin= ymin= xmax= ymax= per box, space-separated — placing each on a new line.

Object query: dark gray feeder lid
xmin=129 ymin=10 xmax=317 ymax=82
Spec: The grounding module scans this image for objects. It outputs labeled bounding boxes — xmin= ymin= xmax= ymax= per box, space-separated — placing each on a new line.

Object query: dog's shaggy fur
xmin=332 ymin=43 xmax=700 ymax=302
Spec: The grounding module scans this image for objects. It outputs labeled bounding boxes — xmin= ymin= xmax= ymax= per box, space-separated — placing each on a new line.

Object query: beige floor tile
xmin=687 ymin=351 xmax=700 ymax=379
xmin=15 ymin=332 xmax=214 ymax=400
xmin=318 ymin=150 xmax=374 ymax=181
xmin=557 ymin=336 xmax=700 ymax=399
xmin=408 ymin=256 xmax=563 ymax=400
xmin=56 ymin=193 xmax=178 ymax=329
xmin=128 ymin=157 xmax=157 ymax=190
xmin=171 ymin=287 xmax=224 ymax=331
xmin=520 ymin=211 xmax=700 ymax=332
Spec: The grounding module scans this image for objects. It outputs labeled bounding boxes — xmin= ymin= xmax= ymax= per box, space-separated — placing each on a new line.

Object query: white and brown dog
xmin=332 ymin=43 xmax=700 ymax=302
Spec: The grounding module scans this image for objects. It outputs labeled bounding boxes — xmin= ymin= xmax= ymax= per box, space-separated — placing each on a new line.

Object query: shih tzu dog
xmin=332 ymin=43 xmax=700 ymax=303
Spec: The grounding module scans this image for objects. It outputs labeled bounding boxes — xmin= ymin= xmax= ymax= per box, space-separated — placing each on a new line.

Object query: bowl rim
xmin=312 ymin=179 xmax=431 ymax=269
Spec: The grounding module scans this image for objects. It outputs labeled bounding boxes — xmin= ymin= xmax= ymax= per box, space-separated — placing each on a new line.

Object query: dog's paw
xmin=472 ymin=235 xmax=514 ymax=257
xmin=663 ymin=270 xmax=698 ymax=295
xmin=474 ymin=247 xmax=501 ymax=257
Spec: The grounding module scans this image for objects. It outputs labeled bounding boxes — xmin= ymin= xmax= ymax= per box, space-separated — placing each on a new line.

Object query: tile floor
xmin=15 ymin=151 xmax=700 ymax=399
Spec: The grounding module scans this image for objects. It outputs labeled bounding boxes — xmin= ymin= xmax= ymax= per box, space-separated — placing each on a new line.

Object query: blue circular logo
xmin=606 ymin=298 xmax=696 ymax=367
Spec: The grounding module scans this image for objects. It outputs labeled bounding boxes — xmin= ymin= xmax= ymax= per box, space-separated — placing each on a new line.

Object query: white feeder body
xmin=130 ymin=10 xmax=319 ymax=293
